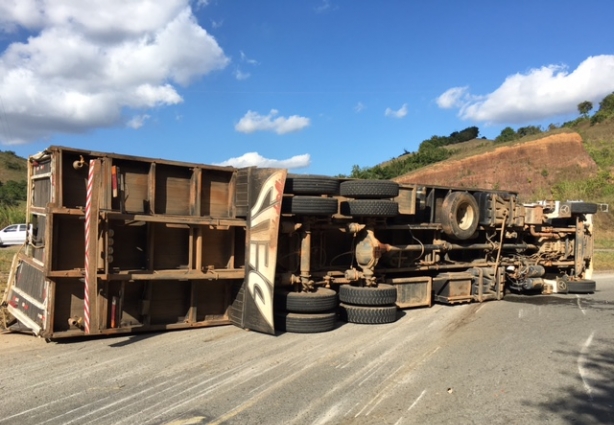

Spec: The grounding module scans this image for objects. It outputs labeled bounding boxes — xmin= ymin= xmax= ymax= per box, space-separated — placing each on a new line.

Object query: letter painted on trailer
xmin=246 ymin=170 xmax=285 ymax=332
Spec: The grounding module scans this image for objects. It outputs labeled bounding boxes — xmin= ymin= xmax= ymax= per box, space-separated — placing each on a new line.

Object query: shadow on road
xmin=525 ymin=336 xmax=614 ymax=424
xmin=107 ymin=331 xmax=163 ymax=347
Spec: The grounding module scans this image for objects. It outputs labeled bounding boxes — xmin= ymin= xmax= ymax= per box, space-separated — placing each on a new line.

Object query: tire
xmin=339 ymin=284 xmax=397 ymax=306
xmin=340 ymin=200 xmax=398 ymax=217
xmin=339 ymin=303 xmax=398 ymax=324
xmin=568 ymin=202 xmax=598 ymax=214
xmin=285 ymin=175 xmax=340 ymax=195
xmin=440 ymin=191 xmax=479 ymax=240
xmin=282 ymin=196 xmax=338 ymax=215
xmin=274 ymin=311 xmax=337 ymax=333
xmin=340 ymin=180 xmax=399 ymax=199
xmin=275 ymin=287 xmax=338 ymax=313
xmin=566 ymin=279 xmax=596 ymax=294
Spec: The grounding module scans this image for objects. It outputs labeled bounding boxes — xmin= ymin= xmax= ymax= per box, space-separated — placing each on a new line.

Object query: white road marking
xmin=163 ymin=417 xmax=207 ymax=425
xmin=353 ymin=397 xmax=373 ymax=417
xmin=0 ymin=392 xmax=82 ymax=423
xmin=474 ymin=304 xmax=486 ymax=314
xmin=407 ymin=389 xmax=427 ymax=412
xmin=577 ymin=331 xmax=595 ymax=401
xmin=206 ymin=364 xmax=312 ymax=425
xmin=312 ymin=403 xmax=342 ymax=425
xmin=576 ymin=295 xmax=586 ymax=315
xmin=365 ymin=391 xmax=388 ymax=416
xmin=345 ymin=401 xmax=362 ymax=417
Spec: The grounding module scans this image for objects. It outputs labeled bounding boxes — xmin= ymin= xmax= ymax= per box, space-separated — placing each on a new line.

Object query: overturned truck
xmin=3 ymin=146 xmax=599 ymax=339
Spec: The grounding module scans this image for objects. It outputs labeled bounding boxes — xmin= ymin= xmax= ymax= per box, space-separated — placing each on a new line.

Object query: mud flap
xmin=5 ymin=259 xmax=49 ymax=336
xmin=232 ymin=168 xmax=286 ymax=334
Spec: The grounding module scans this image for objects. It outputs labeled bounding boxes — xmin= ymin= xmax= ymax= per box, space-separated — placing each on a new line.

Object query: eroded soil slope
xmin=394 ymin=133 xmax=597 ymax=200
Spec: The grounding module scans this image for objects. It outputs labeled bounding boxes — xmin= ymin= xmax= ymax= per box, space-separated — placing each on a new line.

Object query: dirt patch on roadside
xmin=394 ymin=133 xmax=597 ymax=200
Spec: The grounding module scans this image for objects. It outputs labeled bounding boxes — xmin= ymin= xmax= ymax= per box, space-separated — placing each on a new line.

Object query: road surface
xmin=1 ymin=275 xmax=613 ymax=425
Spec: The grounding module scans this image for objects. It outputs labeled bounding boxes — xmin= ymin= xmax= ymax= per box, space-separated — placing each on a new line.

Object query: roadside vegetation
xmin=345 ymin=126 xmax=481 ymax=179
xmin=0 ymin=150 xmax=27 ymax=229
xmin=0 ymin=246 xmax=19 ymax=295
xmin=0 ymin=150 xmax=27 ymax=322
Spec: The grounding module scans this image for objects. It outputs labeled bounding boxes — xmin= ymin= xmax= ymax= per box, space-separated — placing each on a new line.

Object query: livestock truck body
xmin=3 ymin=146 xmax=598 ymax=339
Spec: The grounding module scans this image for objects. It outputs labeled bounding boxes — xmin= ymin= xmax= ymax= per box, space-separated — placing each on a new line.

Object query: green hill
xmin=0 ymin=150 xmax=27 ymax=183
xmin=0 ymin=150 xmax=28 ymax=228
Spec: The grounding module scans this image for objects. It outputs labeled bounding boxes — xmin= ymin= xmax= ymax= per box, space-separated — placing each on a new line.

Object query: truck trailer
xmin=2 ymin=146 xmax=599 ymax=339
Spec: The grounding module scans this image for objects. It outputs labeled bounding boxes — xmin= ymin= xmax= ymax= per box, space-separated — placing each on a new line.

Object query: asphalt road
xmin=1 ymin=275 xmax=613 ymax=425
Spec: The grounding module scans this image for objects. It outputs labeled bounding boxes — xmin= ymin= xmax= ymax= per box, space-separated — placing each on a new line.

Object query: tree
xmin=0 ymin=180 xmax=27 ymax=206
xmin=494 ymin=127 xmax=518 ymax=143
xmin=346 ymin=125 xmax=481 ymax=177
xmin=577 ymin=101 xmax=593 ymax=118
xmin=590 ymin=92 xmax=614 ymax=125
xmin=599 ymin=92 xmax=614 ymax=113
xmin=516 ymin=125 xmax=542 ymax=138
xmin=456 ymin=126 xmax=479 ymax=142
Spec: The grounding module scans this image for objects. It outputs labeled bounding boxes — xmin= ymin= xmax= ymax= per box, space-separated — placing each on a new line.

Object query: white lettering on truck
xmin=247 ymin=171 xmax=284 ymax=329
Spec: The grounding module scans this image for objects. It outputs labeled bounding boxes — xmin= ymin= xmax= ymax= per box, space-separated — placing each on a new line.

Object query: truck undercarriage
xmin=2 ymin=146 xmax=598 ymax=339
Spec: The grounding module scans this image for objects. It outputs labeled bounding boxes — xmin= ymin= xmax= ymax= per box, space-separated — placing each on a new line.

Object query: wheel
xmin=440 ymin=191 xmax=479 ymax=240
xmin=274 ymin=311 xmax=337 ymax=333
xmin=339 ymin=303 xmax=398 ymax=324
xmin=339 ymin=284 xmax=397 ymax=306
xmin=568 ymin=202 xmax=598 ymax=214
xmin=340 ymin=180 xmax=399 ymax=198
xmin=282 ymin=196 xmax=338 ymax=215
xmin=340 ymin=200 xmax=398 ymax=217
xmin=566 ymin=279 xmax=596 ymax=294
xmin=285 ymin=175 xmax=340 ymax=195
xmin=275 ymin=287 xmax=338 ymax=313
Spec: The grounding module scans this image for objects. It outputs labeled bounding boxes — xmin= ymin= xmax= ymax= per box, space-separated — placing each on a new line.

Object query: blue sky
xmin=0 ymin=0 xmax=613 ymax=176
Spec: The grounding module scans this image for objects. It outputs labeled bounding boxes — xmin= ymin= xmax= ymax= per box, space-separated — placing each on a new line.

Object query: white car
xmin=0 ymin=223 xmax=27 ymax=246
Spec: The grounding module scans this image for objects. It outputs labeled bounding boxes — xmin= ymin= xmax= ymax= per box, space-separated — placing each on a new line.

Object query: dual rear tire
xmin=338 ymin=284 xmax=398 ymax=324
xmin=274 ymin=287 xmax=338 ymax=333
xmin=339 ymin=180 xmax=400 ymax=218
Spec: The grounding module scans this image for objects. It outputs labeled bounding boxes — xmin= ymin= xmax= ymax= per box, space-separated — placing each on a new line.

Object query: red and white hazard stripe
xmin=83 ymin=160 xmax=96 ymax=334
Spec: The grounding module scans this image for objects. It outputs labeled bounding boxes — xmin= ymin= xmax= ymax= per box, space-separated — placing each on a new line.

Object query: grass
xmin=0 ymin=203 xmax=26 ymax=302
xmin=0 ymin=246 xmax=19 ymax=328
xmin=0 ymin=245 xmax=19 ymax=298
xmin=0 ymin=207 xmax=26 ymax=326
xmin=0 ymin=151 xmax=27 ymax=183
xmin=593 ymin=251 xmax=614 ymax=273
xmin=0 ymin=204 xmax=26 ymax=229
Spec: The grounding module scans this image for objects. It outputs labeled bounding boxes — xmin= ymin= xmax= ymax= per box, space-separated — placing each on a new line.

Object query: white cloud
xmin=216 ymin=152 xmax=311 ymax=169
xmin=211 ymin=19 xmax=223 ymax=29
xmin=234 ymin=69 xmax=250 ymax=80
xmin=354 ymin=102 xmax=366 ymax=113
xmin=235 ymin=110 xmax=311 ymax=135
xmin=127 ymin=114 xmax=151 ymax=129
xmin=385 ymin=103 xmax=408 ymax=119
xmin=439 ymin=55 xmax=614 ymax=124
xmin=240 ymin=50 xmax=259 ymax=66
xmin=314 ymin=0 xmax=336 ymax=13
xmin=232 ymin=51 xmax=258 ymax=80
xmin=436 ymin=86 xmax=469 ymax=109
xmin=0 ymin=0 xmax=229 ymax=144
xmin=195 ymin=0 xmax=210 ymax=9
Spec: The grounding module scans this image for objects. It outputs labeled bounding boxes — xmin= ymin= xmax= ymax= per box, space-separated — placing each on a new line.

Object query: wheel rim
xmin=457 ymin=203 xmax=475 ymax=231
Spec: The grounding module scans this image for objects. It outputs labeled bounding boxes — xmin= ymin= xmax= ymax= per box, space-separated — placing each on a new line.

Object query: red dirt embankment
xmin=394 ymin=133 xmax=598 ymax=201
